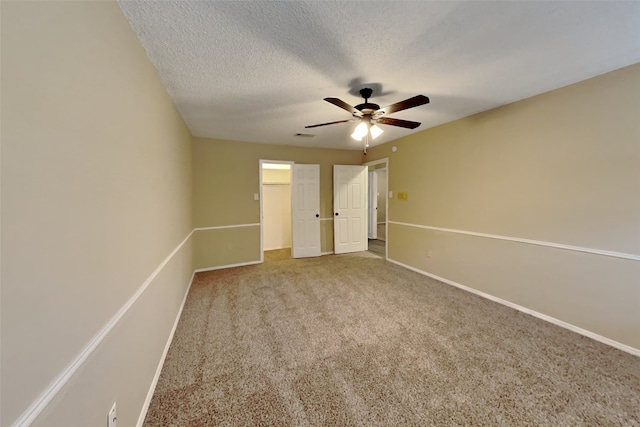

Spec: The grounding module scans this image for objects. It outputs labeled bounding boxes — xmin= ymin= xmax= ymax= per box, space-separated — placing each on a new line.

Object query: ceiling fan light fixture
xmin=307 ymin=88 xmax=428 ymax=145
xmin=370 ymin=124 xmax=383 ymax=139
xmin=352 ymin=122 xmax=368 ymax=140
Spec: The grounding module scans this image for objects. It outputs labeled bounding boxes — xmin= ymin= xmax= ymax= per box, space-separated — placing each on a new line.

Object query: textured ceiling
xmin=118 ymin=1 xmax=640 ymax=150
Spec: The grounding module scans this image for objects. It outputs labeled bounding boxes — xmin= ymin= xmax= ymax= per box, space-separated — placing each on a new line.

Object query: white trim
xmin=387 ymin=257 xmax=640 ymax=357
xmin=136 ymin=269 xmax=196 ymax=427
xmin=388 ymin=220 xmax=640 ymax=262
xmin=264 ymin=246 xmax=292 ymax=252
xmin=320 ymin=217 xmax=333 ymax=221
xmin=259 ymin=160 xmax=264 ymax=263
xmin=363 ymin=157 xmax=389 ymax=261
xmin=363 ymin=158 xmax=389 ymax=168
xmin=262 ymin=163 xmax=290 ymax=170
xmin=260 ymin=159 xmax=294 ymax=264
xmin=194 ymin=260 xmax=262 ymax=273
xmin=12 ymin=230 xmax=195 ymax=427
xmin=321 ymin=251 xmax=334 ymax=256
xmin=194 ymin=223 xmax=260 ymax=231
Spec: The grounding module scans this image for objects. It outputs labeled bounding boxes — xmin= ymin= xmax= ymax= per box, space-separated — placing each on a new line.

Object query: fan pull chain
xmin=363 ymin=131 xmax=369 ymax=155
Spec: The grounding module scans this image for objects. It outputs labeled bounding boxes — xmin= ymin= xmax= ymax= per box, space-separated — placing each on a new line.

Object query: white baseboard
xmin=387 ymin=258 xmax=640 ymax=358
xmin=136 ymin=270 xmax=196 ymax=427
xmin=321 ymin=251 xmax=334 ymax=256
xmin=194 ymin=260 xmax=262 ymax=273
xmin=194 ymin=223 xmax=260 ymax=231
xmin=11 ymin=230 xmax=196 ymax=427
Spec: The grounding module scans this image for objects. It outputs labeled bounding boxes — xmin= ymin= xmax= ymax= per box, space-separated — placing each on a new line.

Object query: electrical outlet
xmin=108 ymin=402 xmax=117 ymax=427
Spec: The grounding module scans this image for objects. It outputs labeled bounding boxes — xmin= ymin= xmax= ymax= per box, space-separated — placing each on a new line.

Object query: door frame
xmin=259 ymin=159 xmax=294 ymax=262
xmin=364 ymin=157 xmax=389 ymax=259
xmin=368 ymin=170 xmax=378 ymax=240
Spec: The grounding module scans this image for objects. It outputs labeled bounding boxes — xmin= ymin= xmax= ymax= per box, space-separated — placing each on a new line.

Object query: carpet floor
xmin=144 ymin=252 xmax=640 ymax=426
xmin=367 ymin=239 xmax=385 ymax=257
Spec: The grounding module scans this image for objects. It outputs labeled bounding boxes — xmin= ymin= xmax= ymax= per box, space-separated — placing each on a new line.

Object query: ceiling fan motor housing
xmin=355 ymin=88 xmax=380 ymax=114
xmin=354 ymin=103 xmax=380 ymax=114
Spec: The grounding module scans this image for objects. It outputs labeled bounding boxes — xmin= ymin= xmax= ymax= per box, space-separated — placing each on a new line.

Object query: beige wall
xmin=376 ymin=170 xmax=388 ymax=223
xmin=365 ymin=63 xmax=640 ymax=350
xmin=3 ymin=2 xmax=637 ymax=425
xmin=262 ymin=167 xmax=292 ymax=251
xmin=193 ymin=138 xmax=362 ymax=267
xmin=263 ymin=185 xmax=292 ymax=250
xmin=262 ymin=167 xmax=291 ymax=184
xmin=194 ymin=226 xmax=261 ymax=268
xmin=1 ymin=2 xmax=194 ymax=426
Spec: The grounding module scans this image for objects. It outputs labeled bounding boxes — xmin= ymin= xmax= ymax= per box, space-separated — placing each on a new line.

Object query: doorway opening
xmin=260 ymin=160 xmax=293 ymax=262
xmin=364 ymin=158 xmax=389 ymax=258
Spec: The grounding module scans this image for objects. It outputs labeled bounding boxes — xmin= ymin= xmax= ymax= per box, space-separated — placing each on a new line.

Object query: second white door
xmin=334 ymin=165 xmax=368 ymax=254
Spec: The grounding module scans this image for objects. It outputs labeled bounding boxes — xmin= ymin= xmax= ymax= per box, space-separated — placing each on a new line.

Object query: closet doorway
xmin=260 ymin=161 xmax=293 ymax=260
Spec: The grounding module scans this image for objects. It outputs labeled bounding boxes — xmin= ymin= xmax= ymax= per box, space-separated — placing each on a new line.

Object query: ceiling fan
xmin=305 ymin=88 xmax=430 ymax=151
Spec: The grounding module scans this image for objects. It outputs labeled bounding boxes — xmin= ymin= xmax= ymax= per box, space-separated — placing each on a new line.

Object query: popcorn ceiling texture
xmin=143 ymin=251 xmax=640 ymax=426
xmin=118 ymin=1 xmax=640 ymax=149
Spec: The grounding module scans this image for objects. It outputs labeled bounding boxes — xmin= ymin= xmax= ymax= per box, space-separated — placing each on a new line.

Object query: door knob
xmin=335 ymin=212 xmax=339 ymax=216
xmin=315 ymin=214 xmax=319 ymax=218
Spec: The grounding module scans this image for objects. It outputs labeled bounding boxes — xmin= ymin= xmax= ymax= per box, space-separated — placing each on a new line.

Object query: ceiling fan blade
xmin=377 ymin=117 xmax=421 ymax=129
xmin=324 ymin=98 xmax=362 ymax=115
xmin=305 ymin=119 xmax=354 ymax=129
xmin=378 ymin=95 xmax=430 ymax=115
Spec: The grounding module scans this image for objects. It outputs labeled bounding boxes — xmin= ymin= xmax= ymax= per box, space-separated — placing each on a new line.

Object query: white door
xmin=367 ymin=170 xmax=378 ymax=240
xmin=292 ymin=164 xmax=321 ymax=258
xmin=334 ymin=165 xmax=368 ymax=254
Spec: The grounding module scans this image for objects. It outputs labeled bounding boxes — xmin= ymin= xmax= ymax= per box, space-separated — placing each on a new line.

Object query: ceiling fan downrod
xmin=360 ymin=88 xmax=373 ymax=103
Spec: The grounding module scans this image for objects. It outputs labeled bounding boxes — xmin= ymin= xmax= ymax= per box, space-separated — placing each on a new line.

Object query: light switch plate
xmin=388 ymin=191 xmax=393 ymax=199
xmin=253 ymin=193 xmax=259 ymax=201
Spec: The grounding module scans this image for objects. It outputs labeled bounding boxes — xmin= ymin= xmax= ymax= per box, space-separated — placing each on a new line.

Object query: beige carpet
xmin=144 ymin=252 xmax=640 ymax=426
